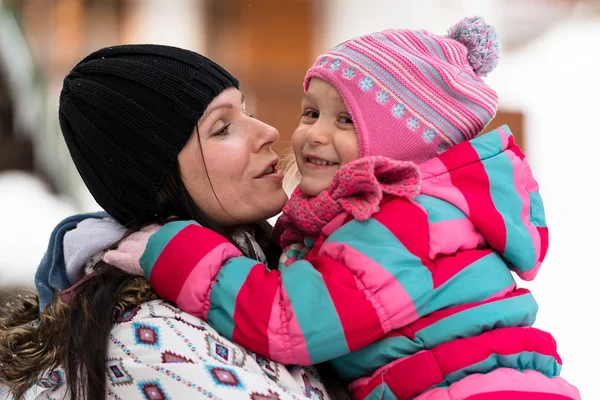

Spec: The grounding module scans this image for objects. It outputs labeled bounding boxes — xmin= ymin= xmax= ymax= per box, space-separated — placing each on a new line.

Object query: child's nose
xmin=305 ymin=121 xmax=331 ymax=145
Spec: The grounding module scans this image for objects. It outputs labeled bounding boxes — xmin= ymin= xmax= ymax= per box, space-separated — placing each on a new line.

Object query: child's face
xmin=292 ymin=78 xmax=359 ymax=196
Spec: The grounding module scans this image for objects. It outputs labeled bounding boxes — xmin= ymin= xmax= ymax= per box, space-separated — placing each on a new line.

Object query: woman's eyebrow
xmin=202 ymin=103 xmax=234 ymax=120
xmin=202 ymin=92 xmax=244 ymax=121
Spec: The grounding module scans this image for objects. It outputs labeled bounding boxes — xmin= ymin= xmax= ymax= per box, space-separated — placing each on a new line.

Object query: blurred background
xmin=0 ymin=0 xmax=597 ymax=398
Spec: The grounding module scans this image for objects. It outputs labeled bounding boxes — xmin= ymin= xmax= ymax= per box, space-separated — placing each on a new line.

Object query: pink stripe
xmin=395 ymin=32 xmax=497 ymax=120
xmin=352 ymin=38 xmax=477 ymax=136
xmin=349 ymin=349 xmax=430 ymax=392
xmin=438 ymin=143 xmax=508 ymax=254
xmin=419 ymin=155 xmax=449 ymax=177
xmin=406 ymin=32 xmax=498 ymax=107
xmin=319 ymin=241 xmax=419 ymax=333
xmin=432 ymin=249 xmax=493 ymax=289
xmin=464 ymin=393 xmax=574 ymax=400
xmin=506 ymin=149 xmax=542 ymax=280
xmin=327 ymin=53 xmax=467 ymax=146
xmin=429 ymin=218 xmax=485 ymax=259
xmin=321 ymin=212 xmax=349 ymax=237
xmin=269 ymin=287 xmax=311 ymax=365
xmin=351 ymin=328 xmax=566 ymax=400
xmin=176 ymin=242 xmax=241 ymax=320
xmin=267 ymin=291 xmax=288 ymax=361
xmin=344 ymin=39 xmax=474 ymax=135
xmin=497 ymin=126 xmax=510 ymax=149
xmin=419 ymin=157 xmax=470 ymax=215
xmin=521 ymin=262 xmax=543 ymax=281
xmin=413 ymin=368 xmax=581 ymax=400
xmin=482 ymin=283 xmax=517 ymax=302
xmin=408 ymin=287 xmax=527 ymax=334
xmin=379 ymin=32 xmax=497 ymax=120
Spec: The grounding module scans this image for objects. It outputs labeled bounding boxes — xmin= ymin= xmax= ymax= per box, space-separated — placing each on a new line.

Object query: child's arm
xmin=128 ymin=213 xmax=432 ymax=367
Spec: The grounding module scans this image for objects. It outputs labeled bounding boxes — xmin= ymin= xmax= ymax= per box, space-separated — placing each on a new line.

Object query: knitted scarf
xmin=274 ymin=156 xmax=421 ymax=267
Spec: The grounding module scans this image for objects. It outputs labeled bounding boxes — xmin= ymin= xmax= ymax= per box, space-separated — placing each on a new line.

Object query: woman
xmin=0 ymin=45 xmax=347 ymax=399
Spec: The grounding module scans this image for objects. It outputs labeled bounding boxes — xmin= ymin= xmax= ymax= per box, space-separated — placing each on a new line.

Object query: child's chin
xmin=298 ymin=176 xmax=333 ymax=197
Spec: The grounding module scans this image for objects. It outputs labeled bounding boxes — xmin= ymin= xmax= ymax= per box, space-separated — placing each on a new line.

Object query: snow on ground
xmin=0 ymin=171 xmax=78 ymax=288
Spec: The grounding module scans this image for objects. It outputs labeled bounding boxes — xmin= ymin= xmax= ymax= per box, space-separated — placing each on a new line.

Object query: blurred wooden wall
xmin=488 ymin=110 xmax=525 ymax=151
xmin=10 ymin=0 xmax=526 ymax=156
xmin=205 ymin=0 xmax=315 ymax=155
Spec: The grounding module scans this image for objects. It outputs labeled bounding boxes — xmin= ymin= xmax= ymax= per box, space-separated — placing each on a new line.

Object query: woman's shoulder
xmin=108 ymin=299 xmax=240 ymax=364
xmin=105 ymin=300 xmax=320 ymax=399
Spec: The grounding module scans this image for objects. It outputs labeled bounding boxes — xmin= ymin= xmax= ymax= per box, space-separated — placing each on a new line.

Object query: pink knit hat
xmin=304 ymin=16 xmax=500 ymax=164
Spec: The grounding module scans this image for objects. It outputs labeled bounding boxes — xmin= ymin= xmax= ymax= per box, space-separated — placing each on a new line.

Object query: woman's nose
xmin=253 ymin=118 xmax=279 ymax=151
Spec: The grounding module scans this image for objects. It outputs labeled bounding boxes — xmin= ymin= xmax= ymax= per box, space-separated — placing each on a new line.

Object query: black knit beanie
xmin=59 ymin=44 xmax=239 ymax=224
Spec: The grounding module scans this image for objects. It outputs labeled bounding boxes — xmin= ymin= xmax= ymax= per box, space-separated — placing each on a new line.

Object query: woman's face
xmin=178 ymin=87 xmax=287 ymax=226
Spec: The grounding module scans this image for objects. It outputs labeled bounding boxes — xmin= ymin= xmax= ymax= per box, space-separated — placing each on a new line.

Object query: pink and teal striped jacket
xmin=120 ymin=126 xmax=578 ymax=399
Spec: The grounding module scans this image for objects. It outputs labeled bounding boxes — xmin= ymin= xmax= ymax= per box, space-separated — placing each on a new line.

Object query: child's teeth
xmin=309 ymin=158 xmax=334 ymax=166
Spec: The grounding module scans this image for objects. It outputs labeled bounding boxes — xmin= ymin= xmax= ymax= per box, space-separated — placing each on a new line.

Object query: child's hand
xmin=103 ymin=224 xmax=161 ymax=277
xmin=278 ymin=242 xmax=311 ymax=269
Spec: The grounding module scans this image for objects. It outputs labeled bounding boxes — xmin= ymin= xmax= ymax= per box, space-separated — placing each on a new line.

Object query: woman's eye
xmin=212 ymin=123 xmax=231 ymax=136
xmin=301 ymin=110 xmax=319 ymax=119
xmin=338 ymin=115 xmax=353 ymax=124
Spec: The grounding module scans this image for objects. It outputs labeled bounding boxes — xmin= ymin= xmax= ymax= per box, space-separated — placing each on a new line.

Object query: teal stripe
xmin=332 ymin=292 xmax=537 ymax=381
xmin=327 ymin=218 xmax=433 ymax=316
xmin=338 ymin=46 xmax=463 ymax=143
xmin=414 ymin=30 xmax=446 ymax=61
xmin=373 ymin=34 xmax=492 ymax=123
xmin=331 ymin=334 xmax=420 ymax=381
xmin=419 ymin=293 xmax=537 ymax=348
xmin=498 ymin=124 xmax=513 ymax=136
xmin=139 ymin=220 xmax=200 ymax=279
xmin=364 ymin=383 xmax=398 ymax=400
xmin=472 ymin=136 xmax=537 ymax=271
xmin=444 ymin=352 xmax=562 ymax=386
xmin=469 ymin=128 xmax=505 ymax=159
xmin=427 ymin=252 xmax=515 ymax=313
xmin=281 ymin=260 xmax=348 ymax=364
xmin=414 ymin=195 xmax=467 ymax=223
xmin=529 ymin=191 xmax=547 ymax=227
xmin=207 ymin=257 xmax=256 ymax=341
xmin=458 ymin=71 xmax=487 ymax=85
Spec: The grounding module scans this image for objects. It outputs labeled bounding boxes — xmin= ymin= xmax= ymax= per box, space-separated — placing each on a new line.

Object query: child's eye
xmin=301 ymin=110 xmax=319 ymax=119
xmin=338 ymin=115 xmax=353 ymax=124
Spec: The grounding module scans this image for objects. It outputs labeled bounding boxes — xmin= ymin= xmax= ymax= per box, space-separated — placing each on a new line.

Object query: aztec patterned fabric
xmin=33 ymin=300 xmax=330 ymax=400
xmin=109 ymin=126 xmax=579 ymax=399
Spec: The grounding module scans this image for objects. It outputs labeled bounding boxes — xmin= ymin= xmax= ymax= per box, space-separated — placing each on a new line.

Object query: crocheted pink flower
xmin=275 ymin=156 xmax=421 ymax=249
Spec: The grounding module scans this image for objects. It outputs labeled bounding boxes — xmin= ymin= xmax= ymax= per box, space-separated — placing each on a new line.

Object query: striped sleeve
xmin=140 ymin=214 xmax=436 ymax=366
xmin=419 ymin=125 xmax=549 ymax=281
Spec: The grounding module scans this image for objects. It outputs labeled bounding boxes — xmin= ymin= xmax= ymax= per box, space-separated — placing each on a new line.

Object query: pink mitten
xmin=103 ymin=224 xmax=160 ymax=276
